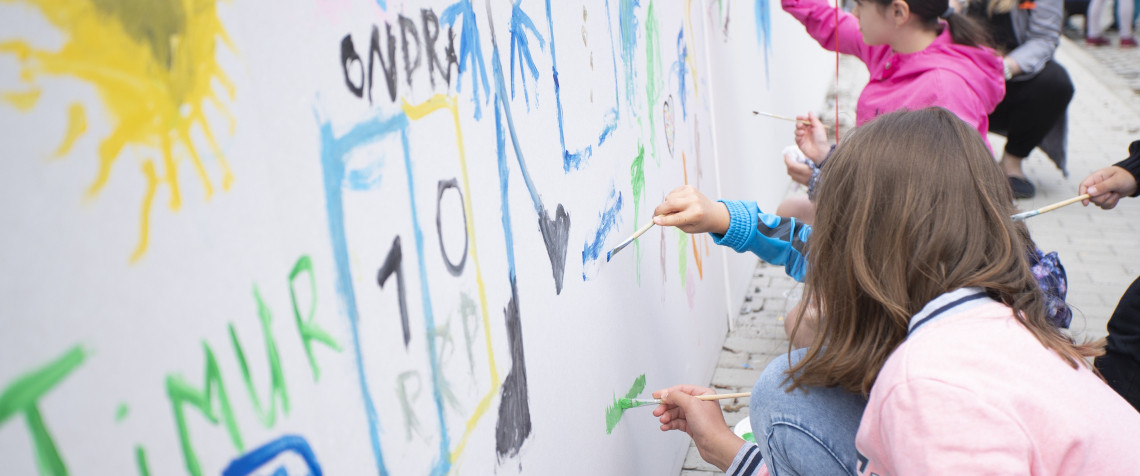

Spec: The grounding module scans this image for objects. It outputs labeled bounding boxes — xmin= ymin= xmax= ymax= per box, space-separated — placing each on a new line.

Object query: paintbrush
xmin=752 ymin=110 xmax=811 ymax=126
xmin=606 ymin=219 xmax=658 ymax=262
xmin=618 ymin=392 xmax=751 ymax=409
xmin=1010 ymin=194 xmax=1091 ymax=222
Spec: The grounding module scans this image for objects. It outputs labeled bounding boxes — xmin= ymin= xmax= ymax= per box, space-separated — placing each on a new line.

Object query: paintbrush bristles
xmin=1010 ymin=194 xmax=1090 ymax=221
xmin=606 ymin=219 xmax=658 ymax=261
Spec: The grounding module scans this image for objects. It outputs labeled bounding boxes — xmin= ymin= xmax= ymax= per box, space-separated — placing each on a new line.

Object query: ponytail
xmin=943 ymin=10 xmax=994 ymax=49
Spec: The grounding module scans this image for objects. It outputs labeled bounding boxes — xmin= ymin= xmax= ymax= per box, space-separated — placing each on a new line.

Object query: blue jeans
xmin=749 ymin=348 xmax=867 ymax=476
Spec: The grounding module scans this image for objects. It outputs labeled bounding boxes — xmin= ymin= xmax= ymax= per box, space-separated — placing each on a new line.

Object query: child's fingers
xmin=655 ymin=208 xmax=696 ymax=228
xmin=659 ymin=419 xmax=688 ymax=433
xmin=655 ymin=186 xmax=699 ymax=217
xmin=653 ymin=196 xmax=687 ymax=218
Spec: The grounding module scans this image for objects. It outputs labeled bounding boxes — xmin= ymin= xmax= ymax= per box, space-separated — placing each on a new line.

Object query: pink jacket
xmin=783 ymin=0 xmax=1005 ymax=148
xmin=857 ymin=296 xmax=1140 ymax=474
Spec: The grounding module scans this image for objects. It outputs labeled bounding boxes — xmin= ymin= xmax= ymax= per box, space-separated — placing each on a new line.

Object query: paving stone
xmin=710 ymin=367 xmax=765 ymax=389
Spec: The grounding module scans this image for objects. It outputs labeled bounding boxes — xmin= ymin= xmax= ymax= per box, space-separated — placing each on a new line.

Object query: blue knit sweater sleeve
xmin=710 ymin=200 xmax=811 ymax=282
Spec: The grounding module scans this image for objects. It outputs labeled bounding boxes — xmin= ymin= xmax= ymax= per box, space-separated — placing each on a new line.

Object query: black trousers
xmin=989 ymin=60 xmax=1075 ymax=159
xmin=1095 ymin=276 xmax=1140 ymax=412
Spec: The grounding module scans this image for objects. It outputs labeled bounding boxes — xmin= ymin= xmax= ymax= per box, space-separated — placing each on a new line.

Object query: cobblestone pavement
xmin=1063 ymin=16 xmax=1140 ymax=95
xmin=679 ymin=37 xmax=1140 ymax=475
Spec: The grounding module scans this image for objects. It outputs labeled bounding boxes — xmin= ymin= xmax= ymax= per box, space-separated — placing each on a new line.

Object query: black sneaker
xmin=1008 ymin=176 xmax=1036 ymax=199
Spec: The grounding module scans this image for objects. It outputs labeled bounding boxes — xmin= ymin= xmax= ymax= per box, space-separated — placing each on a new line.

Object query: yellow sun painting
xmin=1 ymin=0 xmax=236 ymax=262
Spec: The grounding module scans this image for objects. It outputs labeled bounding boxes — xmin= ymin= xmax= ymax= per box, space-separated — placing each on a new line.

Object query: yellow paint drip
xmin=2 ymin=87 xmax=41 ymax=111
xmin=133 ymin=159 xmax=159 ymax=263
xmin=52 ymin=102 xmax=87 ymax=158
xmin=2 ymin=0 xmax=235 ymax=262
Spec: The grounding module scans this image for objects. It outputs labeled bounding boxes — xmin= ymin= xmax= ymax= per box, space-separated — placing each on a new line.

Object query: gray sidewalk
xmin=680 ymin=37 xmax=1140 ymax=475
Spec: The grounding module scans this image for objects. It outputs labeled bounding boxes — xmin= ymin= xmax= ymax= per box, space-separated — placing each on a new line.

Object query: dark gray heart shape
xmin=538 ymin=204 xmax=570 ymax=294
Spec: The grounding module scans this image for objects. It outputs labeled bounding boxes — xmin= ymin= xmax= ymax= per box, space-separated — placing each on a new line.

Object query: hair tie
xmin=940 ymin=6 xmax=955 ymax=18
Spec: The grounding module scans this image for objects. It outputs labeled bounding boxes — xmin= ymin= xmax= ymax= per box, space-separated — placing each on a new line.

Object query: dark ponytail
xmin=942 ymin=9 xmax=994 ymax=48
xmin=869 ymin=0 xmax=994 ymax=48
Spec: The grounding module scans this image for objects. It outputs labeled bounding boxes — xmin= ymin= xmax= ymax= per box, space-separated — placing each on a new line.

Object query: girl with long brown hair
xmin=651 ymin=108 xmax=1140 ymax=475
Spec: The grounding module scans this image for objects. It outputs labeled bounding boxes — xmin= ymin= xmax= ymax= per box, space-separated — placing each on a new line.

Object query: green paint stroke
xmin=115 ymin=403 xmax=129 ymax=422
xmin=396 ymin=371 xmax=422 ymax=441
xmin=229 ymin=285 xmax=289 ymax=428
xmin=678 ymin=229 xmax=689 ymax=287
xmin=166 ymin=342 xmax=243 ymax=476
xmin=0 ymin=345 xmax=87 ymax=476
xmin=630 ymin=143 xmax=646 ymax=283
xmin=289 ymin=255 xmax=341 ymax=382
xmin=426 ymin=323 xmax=462 ymax=412
xmin=135 ymin=445 xmax=151 ymax=476
xmin=459 ymin=292 xmax=479 ymax=377
xmin=645 ymin=0 xmax=663 ymax=166
xmin=604 ymin=374 xmax=647 ymax=434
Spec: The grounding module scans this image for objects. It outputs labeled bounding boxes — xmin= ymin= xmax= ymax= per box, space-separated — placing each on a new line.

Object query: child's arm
xmin=1003 ymin=0 xmax=1064 ymax=78
xmin=1079 ymin=141 xmax=1140 ymax=209
xmin=781 ymin=0 xmax=874 ymax=62
xmin=714 ymin=200 xmax=811 ymax=282
xmin=654 ymin=188 xmax=812 ymax=282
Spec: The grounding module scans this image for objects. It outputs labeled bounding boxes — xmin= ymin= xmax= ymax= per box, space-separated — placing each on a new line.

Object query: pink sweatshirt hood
xmin=783 ymin=0 xmax=1005 ymax=146
xmin=855 ymin=27 xmax=1005 ymax=130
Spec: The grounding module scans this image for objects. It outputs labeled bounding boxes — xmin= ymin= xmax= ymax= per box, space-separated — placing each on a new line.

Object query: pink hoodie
xmin=857 ymin=296 xmax=1140 ymax=474
xmin=783 ymin=0 xmax=1005 ymax=148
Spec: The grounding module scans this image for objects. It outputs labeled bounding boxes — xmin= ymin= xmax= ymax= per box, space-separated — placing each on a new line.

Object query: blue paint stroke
xmin=619 ymin=0 xmax=640 ymax=110
xmin=582 ymin=186 xmax=623 ymax=280
xmin=316 ymin=108 xmax=451 ymax=476
xmin=222 ymin=435 xmax=321 ymax=476
xmin=397 ymin=126 xmax=453 ymax=476
xmin=755 ymin=0 xmax=771 ymax=87
xmin=316 ymin=110 xmax=398 ymax=476
xmin=441 ymin=0 xmax=492 ymax=119
xmin=543 ymin=0 xmax=621 ymax=171
xmin=671 ymin=28 xmax=688 ymax=120
xmin=271 ymin=467 xmax=288 ymax=476
xmin=598 ymin=0 xmax=622 ymax=147
xmin=509 ymin=0 xmax=545 ymax=109
xmin=491 ymin=28 xmax=543 ymax=216
xmin=346 ymin=157 xmax=385 ymax=191
xmin=494 ymin=102 xmax=518 ymax=281
xmin=605 ymin=0 xmax=622 ymax=117
xmin=597 ymin=113 xmax=618 ymax=146
xmin=544 ymin=0 xmax=590 ymax=171
xmin=375 ymin=0 xmax=386 ymax=10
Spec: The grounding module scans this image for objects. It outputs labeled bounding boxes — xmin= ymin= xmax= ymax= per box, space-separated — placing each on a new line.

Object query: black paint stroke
xmin=436 ymin=178 xmax=468 ymax=277
xmin=341 ymin=35 xmax=365 ymax=98
xmin=538 ymin=205 xmax=569 ymax=293
xmin=398 ymin=14 xmax=422 ymax=88
xmin=377 ymin=235 xmax=411 ymax=348
xmin=369 ymin=23 xmax=399 ymax=103
xmin=495 ymin=277 xmax=532 ymax=461
xmin=422 ymin=9 xmax=457 ymax=88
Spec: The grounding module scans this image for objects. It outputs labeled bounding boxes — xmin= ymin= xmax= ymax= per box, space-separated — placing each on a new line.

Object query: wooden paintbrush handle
xmin=1036 ymin=194 xmax=1090 ymax=214
xmin=696 ymin=392 xmax=751 ymax=401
